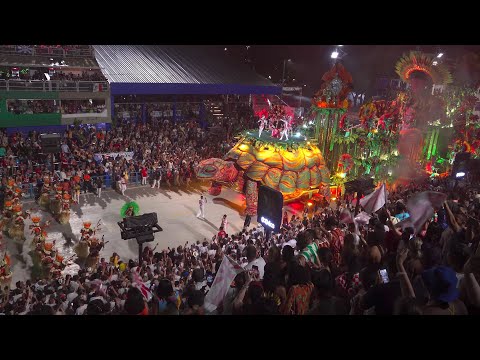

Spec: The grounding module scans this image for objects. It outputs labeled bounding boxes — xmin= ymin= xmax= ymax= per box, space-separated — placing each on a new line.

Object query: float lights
xmin=307 ymin=201 xmax=313 ymax=207
xmin=337 ymin=172 xmax=347 ymax=179
xmin=437 ymin=53 xmax=444 ymax=58
xmin=331 ymin=197 xmax=337 ymax=201
xmin=296 ymin=132 xmax=301 ymax=137
xmin=432 ymin=61 xmax=438 ymax=66
xmin=331 ymin=51 xmax=339 ymax=59
xmin=456 ymin=172 xmax=466 ymax=179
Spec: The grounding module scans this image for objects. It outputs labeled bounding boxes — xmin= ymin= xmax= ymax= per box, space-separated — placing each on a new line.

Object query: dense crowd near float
xmin=0 ymin=110 xmax=479 ymax=315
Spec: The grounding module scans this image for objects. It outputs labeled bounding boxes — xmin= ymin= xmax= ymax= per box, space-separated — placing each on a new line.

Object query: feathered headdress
xmin=120 ymin=201 xmax=140 ymax=218
xmin=395 ymin=51 xmax=452 ymax=85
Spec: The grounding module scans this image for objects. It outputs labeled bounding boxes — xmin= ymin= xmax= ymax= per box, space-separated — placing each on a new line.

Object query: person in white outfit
xmin=120 ymin=176 xmax=127 ymax=196
xmin=220 ymin=214 xmax=228 ymax=233
xmin=258 ymin=116 xmax=267 ymax=138
xmin=197 ymin=195 xmax=207 ymax=219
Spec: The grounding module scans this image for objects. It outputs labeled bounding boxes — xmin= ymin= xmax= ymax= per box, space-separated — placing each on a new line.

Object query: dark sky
xmin=222 ymin=45 xmax=480 ymax=97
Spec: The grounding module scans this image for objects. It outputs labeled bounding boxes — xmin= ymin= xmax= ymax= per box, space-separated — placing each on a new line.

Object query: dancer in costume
xmin=50 ymin=185 xmax=63 ymax=217
xmin=0 ymin=250 xmax=12 ymax=290
xmin=8 ymin=205 xmax=30 ymax=247
xmin=120 ymin=201 xmax=140 ymax=218
xmin=85 ymin=235 xmax=106 ymax=270
xmin=58 ymin=193 xmax=72 ymax=225
xmin=258 ymin=116 xmax=267 ymax=138
xmin=1 ymin=201 xmax=13 ymax=233
xmin=29 ymin=216 xmax=50 ymax=249
xmin=75 ymin=221 xmax=101 ymax=269
xmin=38 ymin=176 xmax=52 ymax=209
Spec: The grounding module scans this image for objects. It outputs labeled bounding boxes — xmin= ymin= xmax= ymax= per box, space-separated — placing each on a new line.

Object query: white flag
xmin=406 ymin=191 xmax=447 ymax=235
xmin=204 ymin=255 xmax=244 ymax=313
xmin=359 ymin=183 xmax=386 ymax=214
xmin=339 ymin=208 xmax=354 ymax=224
xmin=354 ymin=211 xmax=371 ymax=226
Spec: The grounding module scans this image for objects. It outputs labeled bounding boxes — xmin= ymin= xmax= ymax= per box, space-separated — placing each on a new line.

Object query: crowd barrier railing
xmin=18 ymin=170 xmax=194 ymax=200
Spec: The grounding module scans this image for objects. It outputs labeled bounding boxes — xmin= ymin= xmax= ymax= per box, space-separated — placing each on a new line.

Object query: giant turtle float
xmin=196 ymin=134 xmax=330 ymax=215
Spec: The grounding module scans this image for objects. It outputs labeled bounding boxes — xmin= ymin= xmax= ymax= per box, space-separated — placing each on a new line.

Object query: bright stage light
xmin=456 ymin=172 xmax=465 ymax=178
xmin=331 ymin=51 xmax=339 ymax=59
xmin=432 ymin=61 xmax=438 ymax=66
xmin=437 ymin=53 xmax=443 ymax=58
xmin=337 ymin=172 xmax=347 ymax=179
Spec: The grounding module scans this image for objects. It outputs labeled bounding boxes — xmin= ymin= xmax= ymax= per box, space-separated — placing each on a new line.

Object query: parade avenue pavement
xmin=6 ymin=183 xmax=265 ymax=283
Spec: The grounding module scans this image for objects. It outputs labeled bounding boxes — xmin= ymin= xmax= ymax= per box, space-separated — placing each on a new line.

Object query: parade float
xmin=197 ymin=104 xmax=331 ymax=215
xmin=302 ymin=51 xmax=478 ymax=193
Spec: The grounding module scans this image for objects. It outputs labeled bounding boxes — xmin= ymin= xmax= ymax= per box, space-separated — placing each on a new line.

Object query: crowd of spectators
xmin=2 ymin=104 xmax=479 ymax=315
xmin=0 ymin=115 xmax=234 ymax=201
xmin=1 ymin=175 xmax=479 ymax=315
xmin=6 ymin=99 xmax=106 ymax=115
xmin=0 ymin=68 xmax=106 ymax=82
xmin=60 ymin=100 xmax=106 ymax=114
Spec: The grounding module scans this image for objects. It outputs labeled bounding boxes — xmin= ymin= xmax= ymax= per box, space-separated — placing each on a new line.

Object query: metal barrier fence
xmin=19 ymin=170 xmax=183 ymax=200
xmin=0 ymin=80 xmax=109 ymax=92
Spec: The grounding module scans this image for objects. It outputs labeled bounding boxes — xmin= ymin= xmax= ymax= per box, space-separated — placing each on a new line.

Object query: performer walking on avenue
xmin=220 ymin=214 xmax=228 ymax=232
xmin=197 ymin=195 xmax=207 ymax=219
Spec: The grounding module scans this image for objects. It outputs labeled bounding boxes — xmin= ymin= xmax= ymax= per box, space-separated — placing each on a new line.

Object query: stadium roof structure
xmin=93 ymin=45 xmax=281 ymax=95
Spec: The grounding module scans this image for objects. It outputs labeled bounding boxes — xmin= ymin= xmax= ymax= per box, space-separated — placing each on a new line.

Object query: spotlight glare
xmin=456 ymin=172 xmax=465 ymax=178
xmin=331 ymin=51 xmax=339 ymax=59
xmin=437 ymin=53 xmax=444 ymax=58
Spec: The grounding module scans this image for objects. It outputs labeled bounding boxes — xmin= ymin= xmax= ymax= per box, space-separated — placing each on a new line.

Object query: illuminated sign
xmin=260 ymin=216 xmax=275 ymax=230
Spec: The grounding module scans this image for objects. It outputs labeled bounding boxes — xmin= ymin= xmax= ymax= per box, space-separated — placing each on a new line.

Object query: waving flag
xmin=406 ymin=191 xmax=447 ymax=234
xmin=339 ymin=208 xmax=354 ymax=224
xmin=360 ymin=183 xmax=386 ymax=214
xmin=133 ymin=269 xmax=153 ymax=302
xmin=204 ymin=255 xmax=244 ymax=313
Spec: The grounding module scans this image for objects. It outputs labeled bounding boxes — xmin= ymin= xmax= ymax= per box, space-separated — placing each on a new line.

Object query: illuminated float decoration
xmin=196 ymin=133 xmax=331 ymax=216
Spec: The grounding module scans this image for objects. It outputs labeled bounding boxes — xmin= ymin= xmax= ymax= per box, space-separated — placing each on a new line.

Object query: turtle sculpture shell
xmin=224 ymin=140 xmax=330 ymax=200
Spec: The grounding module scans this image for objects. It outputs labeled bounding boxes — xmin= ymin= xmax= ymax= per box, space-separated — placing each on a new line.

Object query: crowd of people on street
xmin=1 ymin=162 xmax=479 ymax=315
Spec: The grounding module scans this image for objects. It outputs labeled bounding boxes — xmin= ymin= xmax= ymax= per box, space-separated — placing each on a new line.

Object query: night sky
xmin=222 ymin=45 xmax=480 ymax=97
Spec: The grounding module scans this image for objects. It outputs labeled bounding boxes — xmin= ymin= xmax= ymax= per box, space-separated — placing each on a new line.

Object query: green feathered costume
xmin=120 ymin=201 xmax=140 ymax=218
